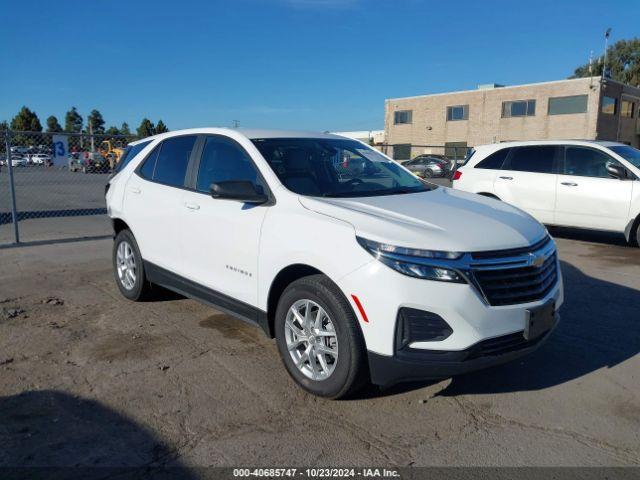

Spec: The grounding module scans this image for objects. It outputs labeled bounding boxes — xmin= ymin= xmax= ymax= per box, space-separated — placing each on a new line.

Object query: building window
xmin=445 ymin=142 xmax=467 ymax=160
xmin=502 ymin=100 xmax=536 ymax=117
xmin=548 ymin=95 xmax=588 ymax=115
xmin=601 ymin=96 xmax=617 ymax=115
xmin=393 ymin=144 xmax=412 ymax=160
xmin=621 ymin=100 xmax=635 ymax=118
xmin=394 ymin=110 xmax=412 ymax=124
xmin=446 ymin=105 xmax=469 ymax=121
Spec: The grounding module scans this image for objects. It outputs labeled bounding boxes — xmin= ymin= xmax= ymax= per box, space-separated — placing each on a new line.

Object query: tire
xmin=113 ymin=229 xmax=153 ymax=301
xmin=633 ymin=220 xmax=640 ymax=248
xmin=274 ymin=274 xmax=368 ymax=399
xmin=424 ymin=169 xmax=434 ymax=178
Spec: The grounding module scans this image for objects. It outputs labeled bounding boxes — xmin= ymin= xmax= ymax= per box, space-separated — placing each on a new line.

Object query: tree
xmin=0 ymin=120 xmax=7 ymax=131
xmin=87 ymin=109 xmax=106 ymax=134
xmin=571 ymin=37 xmax=640 ymax=87
xmin=120 ymin=122 xmax=131 ymax=136
xmin=137 ymin=118 xmax=155 ymax=138
xmin=105 ymin=126 xmax=121 ymax=135
xmin=46 ymin=115 xmax=63 ymax=133
xmin=64 ymin=107 xmax=83 ymax=133
xmin=10 ymin=106 xmax=42 ymax=132
xmin=155 ymin=119 xmax=169 ymax=134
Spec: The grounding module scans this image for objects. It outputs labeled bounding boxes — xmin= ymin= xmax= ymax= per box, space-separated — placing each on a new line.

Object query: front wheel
xmin=423 ymin=168 xmax=434 ymax=178
xmin=274 ymin=275 xmax=368 ymax=399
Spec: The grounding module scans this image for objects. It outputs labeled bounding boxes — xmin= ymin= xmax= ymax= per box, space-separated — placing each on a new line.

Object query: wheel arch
xmin=112 ymin=218 xmax=132 ymax=237
xmin=477 ymin=192 xmax=500 ymax=200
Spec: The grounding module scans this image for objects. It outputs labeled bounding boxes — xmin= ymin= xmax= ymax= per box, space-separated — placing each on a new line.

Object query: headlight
xmin=356 ymin=237 xmax=466 ymax=283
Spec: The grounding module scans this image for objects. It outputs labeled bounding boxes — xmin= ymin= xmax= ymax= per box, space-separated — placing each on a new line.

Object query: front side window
xmin=564 ymin=147 xmax=620 ymax=178
xmin=505 ymin=146 xmax=557 ymax=174
xmin=446 ymin=105 xmax=469 ymax=121
xmin=601 ymin=96 xmax=617 ymax=115
xmin=252 ymin=138 xmax=432 ymax=198
xmin=196 ymin=136 xmax=260 ymax=192
xmin=608 ymin=145 xmax=640 ymax=169
xmin=502 ymin=100 xmax=536 ymax=117
xmin=139 ymin=135 xmax=196 ymax=187
xmin=548 ymin=95 xmax=588 ymax=115
xmin=620 ymin=100 xmax=635 ymax=118
xmin=394 ymin=110 xmax=412 ymax=124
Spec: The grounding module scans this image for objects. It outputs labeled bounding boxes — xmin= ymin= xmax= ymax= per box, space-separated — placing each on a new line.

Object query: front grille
xmin=470 ymin=238 xmax=558 ymax=306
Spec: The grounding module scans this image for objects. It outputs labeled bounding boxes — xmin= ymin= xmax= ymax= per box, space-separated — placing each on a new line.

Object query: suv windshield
xmin=252 ymin=138 xmax=433 ymax=197
xmin=609 ymin=145 xmax=640 ymax=169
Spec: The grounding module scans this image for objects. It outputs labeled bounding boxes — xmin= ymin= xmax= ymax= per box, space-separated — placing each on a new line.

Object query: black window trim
xmin=561 ymin=145 xmax=629 ymax=180
xmin=501 ymin=145 xmax=563 ymax=175
xmin=135 ymin=134 xmax=201 ymax=191
xmin=189 ymin=134 xmax=276 ymax=205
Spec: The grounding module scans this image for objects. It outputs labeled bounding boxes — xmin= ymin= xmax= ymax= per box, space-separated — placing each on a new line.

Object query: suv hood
xmin=299 ymin=187 xmax=546 ymax=252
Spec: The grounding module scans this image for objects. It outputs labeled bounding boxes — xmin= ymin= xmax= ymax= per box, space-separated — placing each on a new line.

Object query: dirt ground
xmin=0 ymin=231 xmax=639 ymax=469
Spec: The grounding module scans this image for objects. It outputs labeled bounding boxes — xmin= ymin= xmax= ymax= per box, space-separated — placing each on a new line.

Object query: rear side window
xmin=196 ymin=136 xmax=260 ymax=192
xmin=139 ymin=136 xmax=197 ymax=187
xmin=475 ymin=148 xmax=509 ymax=169
xmin=116 ymin=141 xmax=151 ymax=173
xmin=505 ymin=146 xmax=557 ymax=174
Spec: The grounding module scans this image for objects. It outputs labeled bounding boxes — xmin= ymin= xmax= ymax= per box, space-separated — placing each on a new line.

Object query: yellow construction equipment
xmin=99 ymin=140 xmax=125 ymax=170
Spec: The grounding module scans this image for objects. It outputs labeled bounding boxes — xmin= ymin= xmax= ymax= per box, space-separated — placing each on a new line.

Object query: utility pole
xmin=602 ymin=28 xmax=612 ymax=80
xmin=232 ymin=120 xmax=240 ymax=128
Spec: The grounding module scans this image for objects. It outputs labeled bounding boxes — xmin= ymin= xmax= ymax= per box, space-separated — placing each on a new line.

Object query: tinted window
xmin=394 ymin=110 xmax=412 ymax=124
xmin=506 ymin=146 xmax=557 ymax=173
xmin=116 ymin=141 xmax=151 ymax=173
xmin=564 ymin=147 xmax=620 ymax=178
xmin=446 ymin=105 xmax=468 ymax=121
xmin=548 ymin=95 xmax=588 ymax=115
xmin=601 ymin=96 xmax=617 ymax=115
xmin=139 ymin=145 xmax=159 ymax=179
xmin=475 ymin=148 xmax=509 ymax=170
xmin=152 ymin=136 xmax=196 ymax=187
xmin=196 ymin=137 xmax=260 ymax=192
xmin=609 ymin=145 xmax=640 ymax=168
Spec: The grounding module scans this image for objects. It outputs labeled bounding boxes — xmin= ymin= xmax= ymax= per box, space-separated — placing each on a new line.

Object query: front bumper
xmin=368 ymin=316 xmax=558 ymax=387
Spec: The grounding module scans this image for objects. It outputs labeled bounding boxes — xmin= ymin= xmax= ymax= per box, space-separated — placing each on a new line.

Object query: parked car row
xmin=0 ymin=153 xmax=52 ymax=167
xmin=68 ymin=151 xmax=112 ymax=173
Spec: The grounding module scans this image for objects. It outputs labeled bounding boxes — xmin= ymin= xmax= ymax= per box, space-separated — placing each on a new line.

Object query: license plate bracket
xmin=524 ymin=301 xmax=556 ymax=340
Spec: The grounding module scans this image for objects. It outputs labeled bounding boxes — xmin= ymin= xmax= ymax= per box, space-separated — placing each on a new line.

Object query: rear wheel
xmin=274 ymin=275 xmax=368 ymax=399
xmin=424 ymin=168 xmax=434 ymax=178
xmin=113 ymin=229 xmax=153 ymax=301
xmin=633 ymin=221 xmax=640 ymax=248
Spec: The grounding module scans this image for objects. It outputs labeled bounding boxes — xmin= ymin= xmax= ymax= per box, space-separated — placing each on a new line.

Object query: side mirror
xmin=210 ymin=181 xmax=268 ymax=204
xmin=606 ymin=162 xmax=627 ymax=180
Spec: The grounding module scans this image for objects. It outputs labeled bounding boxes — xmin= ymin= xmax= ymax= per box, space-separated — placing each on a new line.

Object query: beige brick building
xmin=384 ymin=77 xmax=640 ymax=160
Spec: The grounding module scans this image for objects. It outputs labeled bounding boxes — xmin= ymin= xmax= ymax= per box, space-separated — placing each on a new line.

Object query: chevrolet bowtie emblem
xmin=529 ymin=252 xmax=546 ymax=268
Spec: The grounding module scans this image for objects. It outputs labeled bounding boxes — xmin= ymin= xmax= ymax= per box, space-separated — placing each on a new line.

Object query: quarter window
xmin=601 ymin=96 xmax=617 ymax=115
xmin=564 ymin=147 xmax=620 ymax=179
xmin=475 ymin=148 xmax=509 ymax=170
xmin=139 ymin=135 xmax=196 ymax=187
xmin=502 ymin=100 xmax=536 ymax=117
xmin=548 ymin=95 xmax=588 ymax=115
xmin=621 ymin=100 xmax=635 ymax=118
xmin=446 ymin=105 xmax=469 ymax=121
xmin=115 ymin=140 xmax=151 ymax=173
xmin=394 ymin=110 xmax=412 ymax=124
xmin=505 ymin=146 xmax=558 ymax=174
xmin=139 ymin=144 xmax=160 ymax=179
xmin=196 ymin=136 xmax=260 ymax=192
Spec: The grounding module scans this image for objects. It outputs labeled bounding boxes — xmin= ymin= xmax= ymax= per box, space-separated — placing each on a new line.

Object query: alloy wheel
xmin=116 ymin=240 xmax=137 ymax=290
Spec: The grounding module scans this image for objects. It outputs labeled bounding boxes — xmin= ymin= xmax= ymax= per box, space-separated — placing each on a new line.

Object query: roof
xmin=127 ymin=128 xmax=344 ymax=145
xmin=474 ymin=139 xmax=627 ymax=150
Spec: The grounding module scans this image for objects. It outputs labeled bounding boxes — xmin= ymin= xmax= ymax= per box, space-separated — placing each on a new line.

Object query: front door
xmin=179 ymin=135 xmax=270 ymax=307
xmin=555 ymin=146 xmax=633 ymax=231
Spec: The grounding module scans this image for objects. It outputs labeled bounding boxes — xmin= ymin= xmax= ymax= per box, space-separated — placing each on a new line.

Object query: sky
xmin=1 ymin=0 xmax=638 ymax=132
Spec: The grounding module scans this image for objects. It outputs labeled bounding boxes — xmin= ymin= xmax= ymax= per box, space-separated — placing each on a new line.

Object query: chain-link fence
xmin=1 ymin=130 xmax=137 ymax=245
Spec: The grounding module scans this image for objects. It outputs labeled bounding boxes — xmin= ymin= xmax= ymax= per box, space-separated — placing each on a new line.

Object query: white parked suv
xmin=106 ymin=129 xmax=563 ymax=398
xmin=452 ymin=140 xmax=640 ymax=246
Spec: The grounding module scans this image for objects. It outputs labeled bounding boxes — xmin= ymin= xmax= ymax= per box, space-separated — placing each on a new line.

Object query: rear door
xmin=555 ymin=146 xmax=633 ymax=231
xmin=124 ymin=135 xmax=198 ymax=274
xmin=493 ymin=145 xmax=560 ymax=224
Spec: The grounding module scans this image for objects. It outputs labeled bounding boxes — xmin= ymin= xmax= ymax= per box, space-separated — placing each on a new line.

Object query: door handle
xmin=499 ymin=176 xmax=513 ymax=180
xmin=561 ymin=182 xmax=578 ymax=187
xmin=184 ymin=202 xmax=200 ymax=211
xmin=129 ymin=187 xmax=141 ymax=194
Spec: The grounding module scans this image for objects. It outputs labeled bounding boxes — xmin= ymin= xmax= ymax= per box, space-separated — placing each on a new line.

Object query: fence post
xmin=5 ymin=130 xmax=20 ymax=244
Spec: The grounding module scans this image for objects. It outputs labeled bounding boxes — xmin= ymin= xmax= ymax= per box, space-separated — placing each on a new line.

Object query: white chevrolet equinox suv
xmin=106 ymin=128 xmax=564 ymax=398
xmin=452 ymin=140 xmax=640 ymax=246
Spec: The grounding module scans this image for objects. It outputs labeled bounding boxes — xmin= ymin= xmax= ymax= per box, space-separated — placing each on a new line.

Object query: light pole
xmin=602 ymin=28 xmax=612 ymax=80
